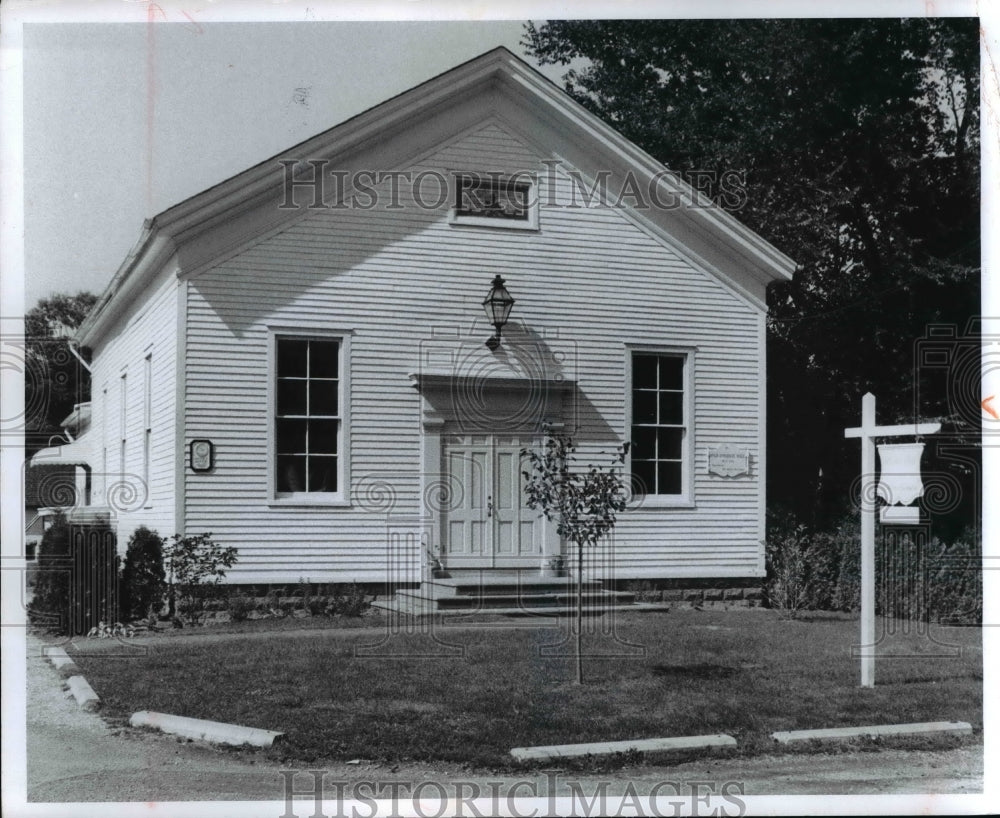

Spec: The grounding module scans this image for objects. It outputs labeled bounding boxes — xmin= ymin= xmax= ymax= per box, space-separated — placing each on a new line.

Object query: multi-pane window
xmin=275 ymin=338 xmax=340 ymax=495
xmin=630 ymin=353 xmax=686 ymax=496
xmin=454 ymin=174 xmax=530 ymax=221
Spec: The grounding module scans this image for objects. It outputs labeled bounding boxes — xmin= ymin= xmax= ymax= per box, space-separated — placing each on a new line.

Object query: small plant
xmin=329 ymin=583 xmax=371 ymax=617
xmin=306 ymin=596 xmax=328 ymax=617
xmin=86 ymin=621 xmax=136 ymax=639
xmin=764 ymin=521 xmax=814 ymax=619
xmin=164 ymin=533 xmax=238 ymax=625
xmin=297 ymin=577 xmax=312 ymax=612
xmin=227 ymin=595 xmax=253 ymax=623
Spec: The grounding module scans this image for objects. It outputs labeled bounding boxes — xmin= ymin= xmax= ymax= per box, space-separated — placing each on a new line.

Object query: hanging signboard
xmin=877 ymin=442 xmax=925 ymax=525
xmin=707 ymin=445 xmax=750 ymax=477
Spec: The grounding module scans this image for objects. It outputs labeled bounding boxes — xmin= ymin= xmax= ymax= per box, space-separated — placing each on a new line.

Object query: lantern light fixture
xmin=482 ymin=274 xmax=515 ymax=350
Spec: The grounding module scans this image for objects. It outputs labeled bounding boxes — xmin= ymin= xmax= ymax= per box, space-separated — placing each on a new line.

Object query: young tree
xmin=521 ymin=434 xmax=629 ymax=684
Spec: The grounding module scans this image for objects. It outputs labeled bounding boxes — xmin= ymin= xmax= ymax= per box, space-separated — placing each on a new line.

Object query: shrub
xmin=28 ymin=513 xmax=72 ymax=633
xmin=306 ymin=596 xmax=328 ymax=617
xmin=28 ymin=514 xmax=118 ymax=635
xmin=933 ymin=526 xmax=982 ymax=625
xmin=120 ymin=527 xmax=166 ymax=622
xmin=765 ymin=510 xmax=982 ymax=624
xmin=227 ymin=594 xmax=253 ymax=623
xmin=330 ymin=583 xmax=371 ymax=617
xmin=164 ymin=533 xmax=238 ymax=625
xmin=764 ymin=516 xmax=814 ymax=619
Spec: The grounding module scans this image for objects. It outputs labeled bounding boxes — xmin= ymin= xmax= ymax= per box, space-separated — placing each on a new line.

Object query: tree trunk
xmin=576 ymin=542 xmax=583 ymax=685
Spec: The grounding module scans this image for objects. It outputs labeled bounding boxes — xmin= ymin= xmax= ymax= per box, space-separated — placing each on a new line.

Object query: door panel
xmin=444 ymin=443 xmax=489 ymax=561
xmin=442 ymin=434 xmax=549 ymax=567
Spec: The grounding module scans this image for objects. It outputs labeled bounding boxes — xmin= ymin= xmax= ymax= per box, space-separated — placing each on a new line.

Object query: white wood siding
xmin=86 ymin=267 xmax=179 ymax=545
xmin=184 ymin=122 xmax=765 ymax=583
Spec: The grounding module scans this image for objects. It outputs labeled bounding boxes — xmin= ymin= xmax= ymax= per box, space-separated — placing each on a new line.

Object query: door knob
xmin=487 ymin=495 xmax=493 ymax=517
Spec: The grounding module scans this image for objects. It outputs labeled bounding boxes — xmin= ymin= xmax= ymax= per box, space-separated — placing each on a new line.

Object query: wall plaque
xmin=708 ymin=446 xmax=750 ymax=477
xmin=190 ymin=439 xmax=214 ymax=472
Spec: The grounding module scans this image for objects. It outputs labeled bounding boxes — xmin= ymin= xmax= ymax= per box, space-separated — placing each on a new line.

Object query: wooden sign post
xmin=843 ymin=392 xmax=940 ymax=687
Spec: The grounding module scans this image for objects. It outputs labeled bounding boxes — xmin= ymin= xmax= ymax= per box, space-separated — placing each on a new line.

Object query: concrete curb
xmin=511 ymin=734 xmax=736 ymax=761
xmin=129 ymin=711 xmax=285 ymax=748
xmin=65 ymin=675 xmax=101 ymax=711
xmin=43 ymin=645 xmax=80 ymax=676
xmin=772 ymin=721 xmax=973 ymax=744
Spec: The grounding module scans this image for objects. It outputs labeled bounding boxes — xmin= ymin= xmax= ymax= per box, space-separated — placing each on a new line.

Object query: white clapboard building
xmin=36 ymin=48 xmax=794 ymax=597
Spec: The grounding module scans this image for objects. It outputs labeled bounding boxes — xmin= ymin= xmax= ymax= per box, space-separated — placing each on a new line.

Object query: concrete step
xmin=379 ymin=578 xmax=636 ymax=616
xmin=396 ymin=588 xmax=635 ymax=611
xmin=421 ymin=576 xmax=603 ymax=598
xmin=373 ymin=597 xmax=632 ymax=618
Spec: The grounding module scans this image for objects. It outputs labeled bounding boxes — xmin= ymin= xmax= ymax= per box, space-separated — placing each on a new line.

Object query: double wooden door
xmin=442 ymin=434 xmax=548 ymax=568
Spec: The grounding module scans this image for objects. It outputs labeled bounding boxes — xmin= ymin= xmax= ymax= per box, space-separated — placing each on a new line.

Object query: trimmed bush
xmin=120 ymin=527 xmax=166 ymax=622
xmin=765 ymin=510 xmax=982 ymax=624
xmin=28 ymin=513 xmax=72 ymax=633
xmin=28 ymin=514 xmax=118 ymax=635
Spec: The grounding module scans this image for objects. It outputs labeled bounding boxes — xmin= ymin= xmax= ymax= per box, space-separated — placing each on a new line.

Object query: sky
xmin=16 ymin=16 xmax=559 ymax=306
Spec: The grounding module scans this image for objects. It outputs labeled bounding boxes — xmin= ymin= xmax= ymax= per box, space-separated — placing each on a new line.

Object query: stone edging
xmin=43 ymin=645 xmax=102 ymax=712
xmin=510 ymin=721 xmax=974 ymax=762
xmin=129 ymin=711 xmax=284 ymax=747
xmin=771 ymin=721 xmax=973 ymax=744
xmin=511 ymin=734 xmax=737 ymax=761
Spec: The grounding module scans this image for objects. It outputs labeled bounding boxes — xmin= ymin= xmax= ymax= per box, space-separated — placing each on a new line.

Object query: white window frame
xmin=119 ymin=370 xmax=128 ymax=486
xmin=143 ymin=350 xmax=152 ymax=508
xmin=624 ymin=344 xmax=696 ymax=508
xmin=101 ymin=384 xmax=108 ymax=502
xmin=267 ymin=327 xmax=351 ymax=507
xmin=448 ymin=171 xmax=539 ymax=231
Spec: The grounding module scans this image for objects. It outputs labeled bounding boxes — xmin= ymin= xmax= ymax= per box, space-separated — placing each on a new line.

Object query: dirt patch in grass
xmin=70 ymin=609 xmax=982 ymax=771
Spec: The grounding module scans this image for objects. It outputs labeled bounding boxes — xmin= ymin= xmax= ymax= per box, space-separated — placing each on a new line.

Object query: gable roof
xmin=77 ymin=46 xmax=795 ymax=346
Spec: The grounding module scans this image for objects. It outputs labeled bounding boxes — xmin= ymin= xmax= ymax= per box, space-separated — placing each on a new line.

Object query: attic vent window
xmin=451 ymin=173 xmax=539 ymax=230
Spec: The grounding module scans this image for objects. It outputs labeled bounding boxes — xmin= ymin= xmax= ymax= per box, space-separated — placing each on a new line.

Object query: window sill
xmin=628 ymin=497 xmax=695 ymax=510
xmin=448 ymin=217 xmax=540 ymax=232
xmin=268 ymin=497 xmax=352 ymax=509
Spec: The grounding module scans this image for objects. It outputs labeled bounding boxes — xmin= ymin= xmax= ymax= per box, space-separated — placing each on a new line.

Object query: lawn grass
xmin=69 ymin=610 xmax=982 ymax=770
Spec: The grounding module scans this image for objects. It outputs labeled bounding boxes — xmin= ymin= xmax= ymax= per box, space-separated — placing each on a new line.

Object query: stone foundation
xmin=610 ymin=578 xmax=763 ymax=608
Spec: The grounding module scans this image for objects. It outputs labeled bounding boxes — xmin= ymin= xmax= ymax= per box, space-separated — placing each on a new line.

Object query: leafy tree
xmin=522 ymin=435 xmax=629 ymax=684
xmin=524 ymin=19 xmax=979 ymax=525
xmin=24 ymin=292 xmax=97 ymax=459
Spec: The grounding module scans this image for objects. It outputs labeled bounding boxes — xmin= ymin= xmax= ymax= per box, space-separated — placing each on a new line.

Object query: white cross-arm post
xmin=844 ymin=392 xmax=941 ymax=688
